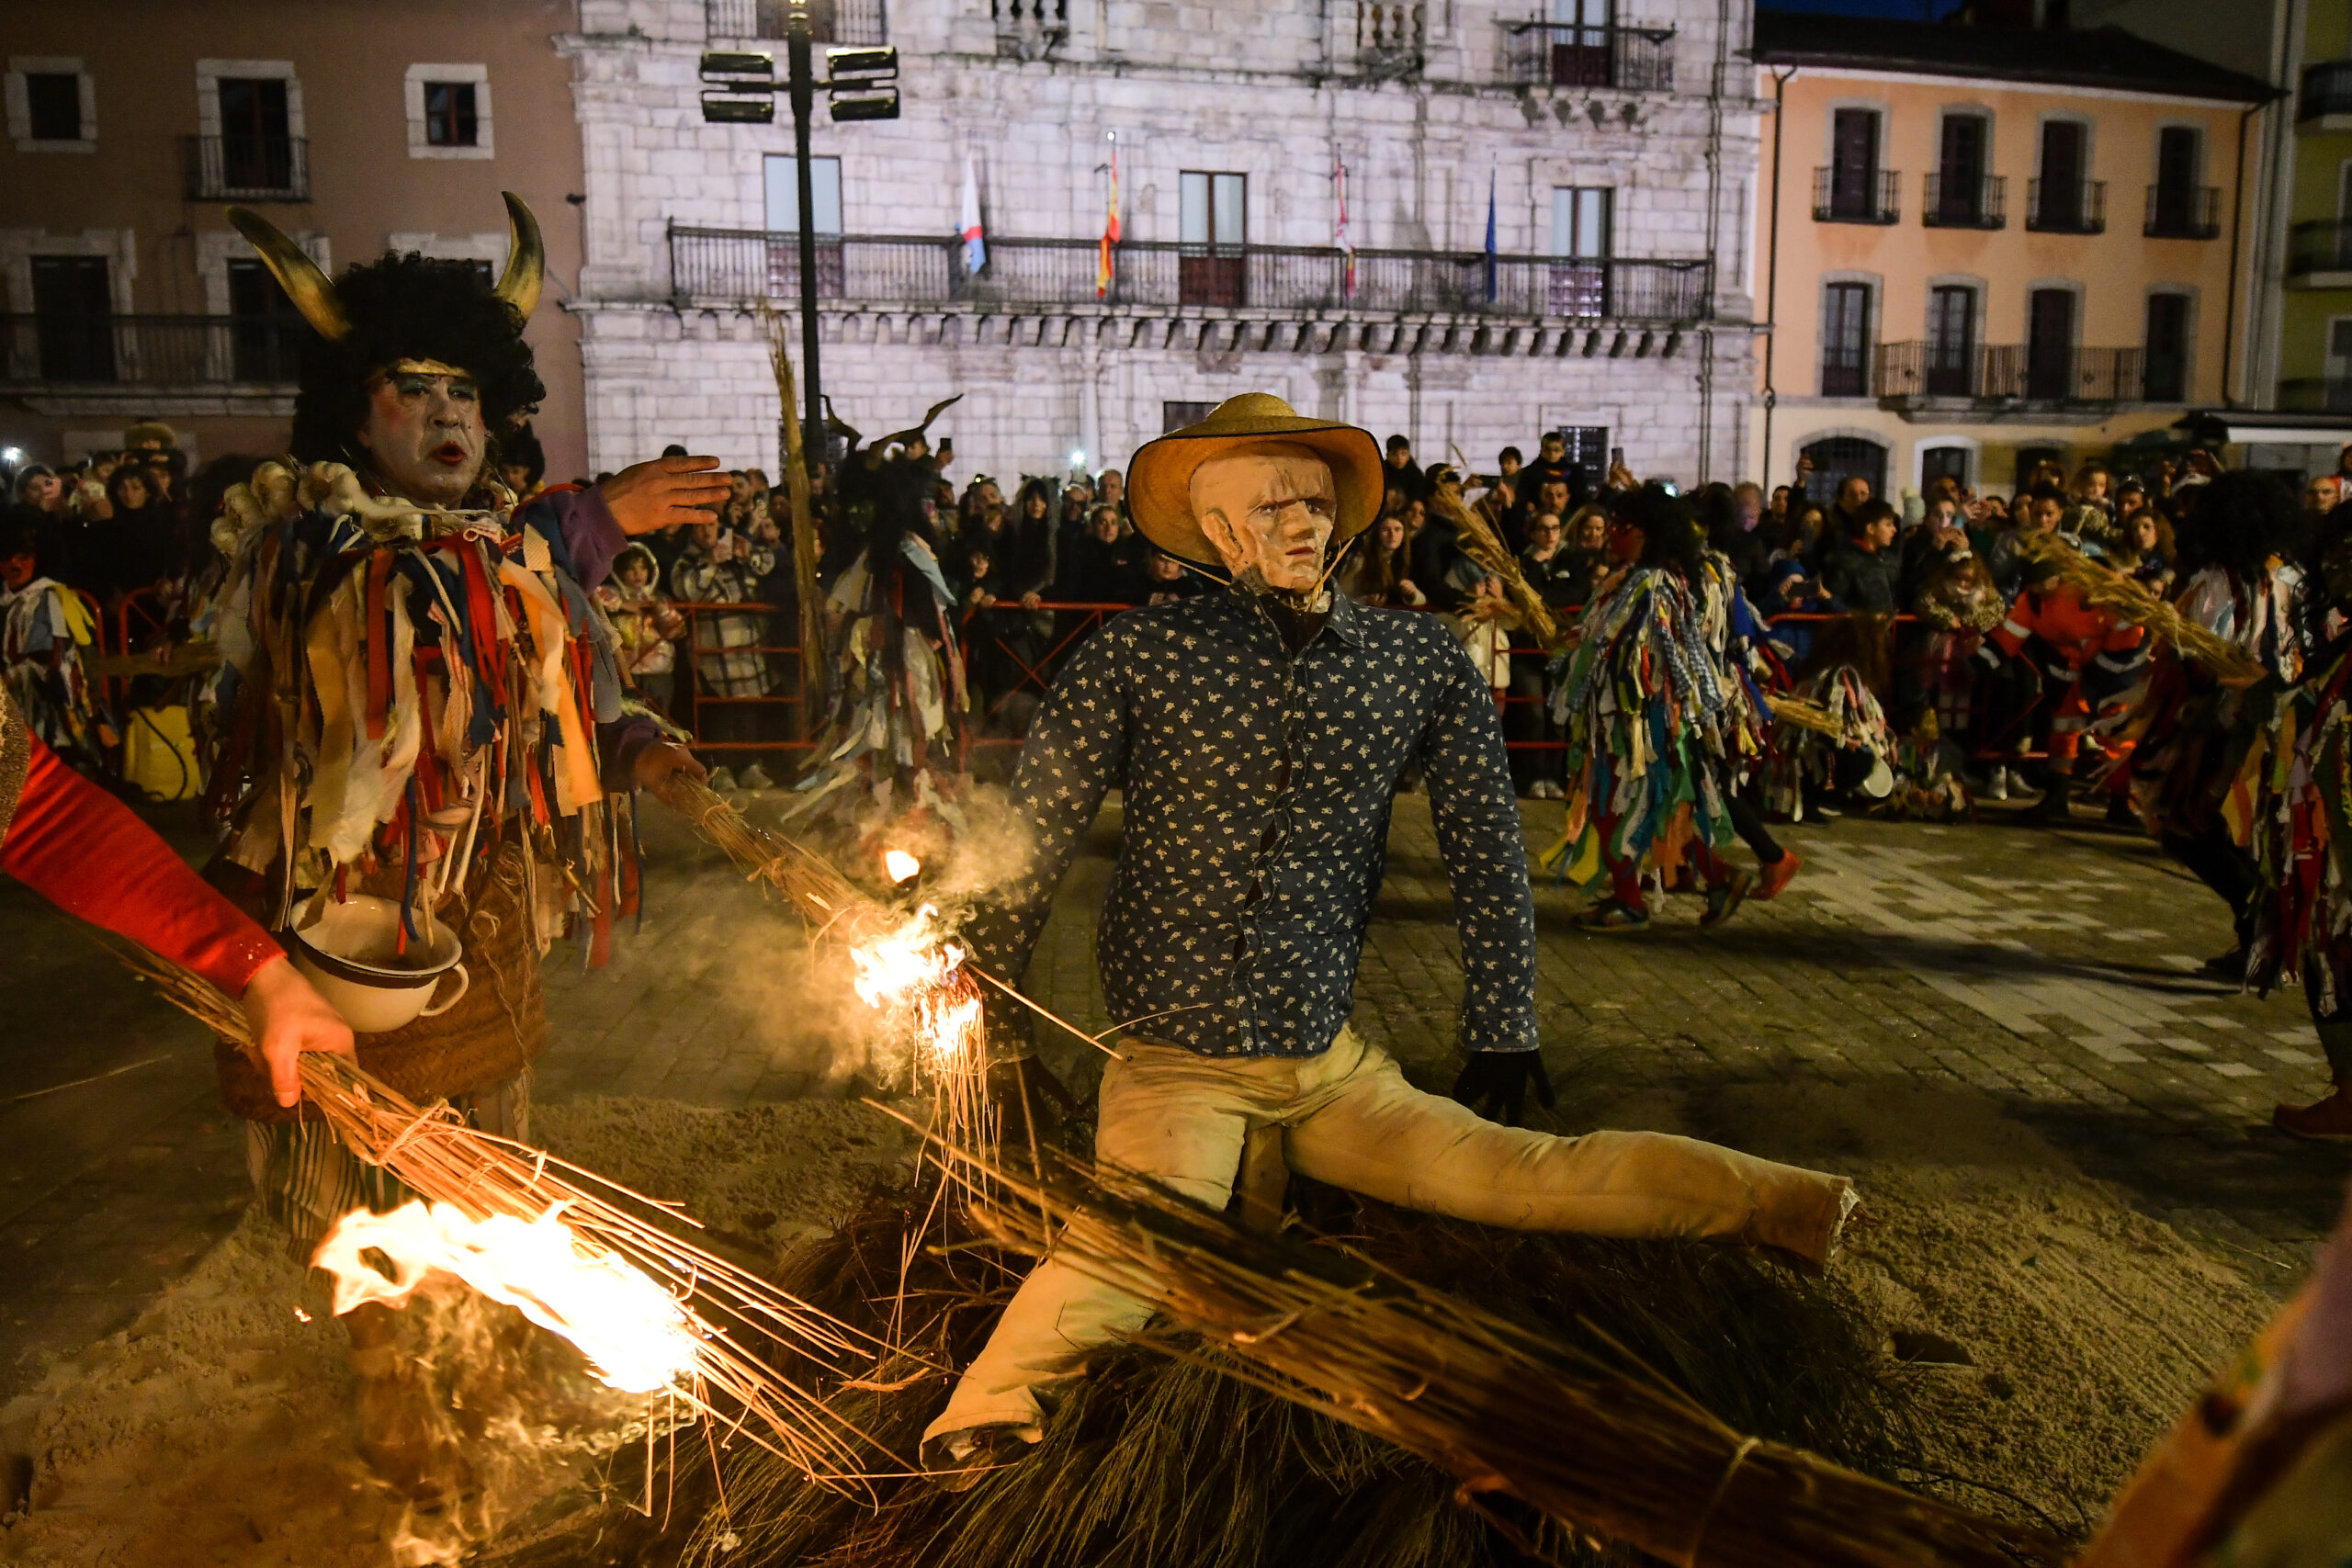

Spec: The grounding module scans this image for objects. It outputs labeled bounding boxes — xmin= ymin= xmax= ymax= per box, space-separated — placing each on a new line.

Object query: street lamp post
xmin=701 ymin=11 xmax=899 ymax=463
xmin=785 ymin=6 xmax=823 ymax=463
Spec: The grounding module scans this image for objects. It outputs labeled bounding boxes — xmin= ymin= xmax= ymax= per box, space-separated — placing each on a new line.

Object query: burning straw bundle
xmin=653 ymin=774 xmax=891 ymax=945
xmin=928 ymin=1139 xmax=2064 ymax=1568
xmin=116 ymin=943 xmax=897 ymax=1486
xmin=2014 ymin=532 xmax=2264 ymax=682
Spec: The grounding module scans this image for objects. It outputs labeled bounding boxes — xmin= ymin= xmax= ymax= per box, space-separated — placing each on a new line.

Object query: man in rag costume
xmin=922 ymin=395 xmax=1859 ymax=1478
xmin=202 ymin=197 xmax=727 ymax=1498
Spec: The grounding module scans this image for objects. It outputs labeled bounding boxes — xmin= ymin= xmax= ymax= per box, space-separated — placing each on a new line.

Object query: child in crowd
xmin=596 ymin=542 xmax=687 ymax=716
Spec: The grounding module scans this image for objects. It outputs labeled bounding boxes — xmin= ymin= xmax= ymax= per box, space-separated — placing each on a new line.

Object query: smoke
xmin=345 ymin=1281 xmax=659 ymax=1567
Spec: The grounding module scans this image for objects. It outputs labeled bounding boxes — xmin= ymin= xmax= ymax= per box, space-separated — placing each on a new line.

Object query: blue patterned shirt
xmin=971 ymin=584 xmax=1540 ymax=1059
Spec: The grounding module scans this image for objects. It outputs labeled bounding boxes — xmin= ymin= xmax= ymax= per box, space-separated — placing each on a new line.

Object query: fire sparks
xmin=849 ymin=903 xmax=984 ymax=1070
xmin=884 ymin=849 xmax=921 ymax=885
xmin=314 ymin=1201 xmax=704 ymax=1395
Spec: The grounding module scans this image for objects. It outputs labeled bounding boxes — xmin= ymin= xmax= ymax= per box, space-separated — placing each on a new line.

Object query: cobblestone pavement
xmin=6 ymin=792 xmax=2348 ymax=1401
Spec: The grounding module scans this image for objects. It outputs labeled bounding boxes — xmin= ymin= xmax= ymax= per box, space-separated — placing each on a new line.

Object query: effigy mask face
xmin=356 ymin=358 xmax=488 ymax=509
xmin=1190 ymin=442 xmax=1338 ymax=596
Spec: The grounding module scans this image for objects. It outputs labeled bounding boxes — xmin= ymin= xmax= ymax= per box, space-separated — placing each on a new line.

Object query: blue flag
xmin=1483 ymin=172 xmax=1498 ymax=303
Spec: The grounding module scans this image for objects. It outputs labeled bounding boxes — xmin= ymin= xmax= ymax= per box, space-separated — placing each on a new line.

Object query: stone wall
xmin=564 ymin=0 xmax=1759 ymax=482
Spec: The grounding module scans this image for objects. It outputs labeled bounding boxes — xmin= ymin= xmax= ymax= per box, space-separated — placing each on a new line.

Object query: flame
xmin=850 ymin=904 xmax=965 ymax=1010
xmin=884 ymin=849 xmax=921 ymax=884
xmin=313 ymin=1200 xmax=703 ymax=1394
xmin=850 ymin=903 xmax=982 ymax=1069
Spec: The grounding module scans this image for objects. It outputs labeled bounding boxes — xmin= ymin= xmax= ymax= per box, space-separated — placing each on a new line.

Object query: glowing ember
xmin=884 ymin=849 xmax=921 ymax=885
xmin=313 ymin=1200 xmax=703 ymax=1394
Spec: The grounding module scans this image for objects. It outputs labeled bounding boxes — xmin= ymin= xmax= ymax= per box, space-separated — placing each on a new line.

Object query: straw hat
xmin=1125 ymin=393 xmax=1383 ymax=567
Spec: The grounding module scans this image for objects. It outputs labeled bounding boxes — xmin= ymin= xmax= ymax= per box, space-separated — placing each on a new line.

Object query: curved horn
xmin=494 ymin=191 xmax=544 ymax=323
xmin=225 ymin=207 xmax=349 ymax=341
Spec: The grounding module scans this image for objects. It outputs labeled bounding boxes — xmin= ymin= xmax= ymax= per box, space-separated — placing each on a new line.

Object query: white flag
xmin=959 ymin=155 xmax=986 ymax=276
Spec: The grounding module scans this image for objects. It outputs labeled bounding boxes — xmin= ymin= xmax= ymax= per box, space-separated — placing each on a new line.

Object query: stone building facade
xmin=562 ymin=0 xmax=1760 ymax=487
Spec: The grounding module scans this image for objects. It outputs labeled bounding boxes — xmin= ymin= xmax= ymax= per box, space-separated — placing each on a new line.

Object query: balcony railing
xmin=0 ymin=313 xmax=307 ymax=387
xmin=2026 ymin=177 xmax=2106 ymax=234
xmin=179 ymin=134 xmax=309 ymax=201
xmin=1922 ymin=172 xmax=2005 ymax=230
xmin=2279 ymin=378 xmax=2352 ymax=412
xmin=1500 ymin=22 xmax=1675 ymax=91
xmin=2301 ymin=61 xmax=2352 ymax=121
xmin=704 ymin=0 xmax=888 ymax=43
xmin=667 ymin=226 xmax=1715 ymax=321
xmin=2290 ymin=220 xmax=2352 ymax=277
xmin=1874 ymin=341 xmax=2148 ymax=403
xmin=1813 ymin=167 xmax=1899 ymax=225
xmin=2144 ymin=184 xmax=2222 ymax=240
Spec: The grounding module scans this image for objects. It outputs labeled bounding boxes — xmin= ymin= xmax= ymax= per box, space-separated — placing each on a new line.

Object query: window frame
xmin=403 ymin=62 xmax=492 ymax=160
xmin=1820 ymin=278 xmax=1874 ymax=398
xmin=6 ymin=56 xmax=96 ymax=152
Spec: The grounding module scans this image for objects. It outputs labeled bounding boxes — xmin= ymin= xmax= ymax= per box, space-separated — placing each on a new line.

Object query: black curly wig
xmin=288 ymin=253 xmax=544 ymax=468
xmin=2177 ymin=468 xmax=2307 ymax=583
xmin=1623 ymin=482 xmax=1709 ymax=582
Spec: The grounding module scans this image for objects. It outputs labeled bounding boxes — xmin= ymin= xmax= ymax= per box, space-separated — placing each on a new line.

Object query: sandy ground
xmin=0 ymin=1081 xmax=2283 ymax=1565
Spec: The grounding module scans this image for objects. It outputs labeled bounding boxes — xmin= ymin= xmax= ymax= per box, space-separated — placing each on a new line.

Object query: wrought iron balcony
xmin=179 ymin=134 xmax=309 ymax=202
xmin=2301 ymin=61 xmax=2352 ymax=121
xmin=1874 ymin=341 xmax=2149 ymax=404
xmin=1922 ymin=172 xmax=2005 ymax=230
xmin=2289 ymin=220 xmax=2352 ymax=278
xmin=2025 ymin=178 xmax=2105 ymax=234
xmin=704 ymin=0 xmax=889 ymax=43
xmin=0 ymin=313 xmax=306 ymax=388
xmin=666 ymin=226 xmax=1715 ymax=321
xmin=1812 ymin=167 xmax=1899 ymax=225
xmin=1499 ymin=22 xmax=1675 ymax=91
xmin=2144 ymin=184 xmax=2222 ymax=241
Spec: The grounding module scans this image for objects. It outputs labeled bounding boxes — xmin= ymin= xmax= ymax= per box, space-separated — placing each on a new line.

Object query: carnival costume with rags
xmin=200 ymin=199 xmax=683 ymax=1247
xmin=2132 ymin=473 xmax=2306 ymax=954
xmin=1544 ymin=488 xmax=1771 ymax=925
xmin=920 ymin=396 xmax=1858 ymax=1480
xmin=789 ymin=400 xmax=968 ymax=833
xmin=0 ymin=555 xmax=111 ymax=770
xmin=2245 ymin=504 xmax=2352 ymax=1137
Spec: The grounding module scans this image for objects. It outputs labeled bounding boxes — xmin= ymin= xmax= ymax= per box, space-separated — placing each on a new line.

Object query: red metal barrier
xmin=665 ymin=598 xmax=812 ymax=757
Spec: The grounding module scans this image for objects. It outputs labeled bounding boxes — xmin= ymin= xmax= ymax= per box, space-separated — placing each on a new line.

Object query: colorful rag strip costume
xmin=2131 ymin=562 xmax=2302 ymax=841
xmin=1 ymin=575 xmax=111 ymax=766
xmin=202 ymin=460 xmax=651 ymax=1123
xmin=2245 ymin=626 xmax=2352 ymax=1013
xmin=1544 ymin=554 xmax=1764 ymax=888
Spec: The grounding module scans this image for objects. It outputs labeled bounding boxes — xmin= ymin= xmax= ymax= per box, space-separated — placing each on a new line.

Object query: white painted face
xmin=1189 ymin=442 xmax=1338 ymax=595
xmin=356 ymin=360 xmax=486 ymax=507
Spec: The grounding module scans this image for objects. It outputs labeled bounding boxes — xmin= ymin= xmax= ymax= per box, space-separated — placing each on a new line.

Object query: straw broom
xmin=1423 ymin=483 xmax=1567 ymax=651
xmin=1762 ymin=694 xmax=1845 ymax=738
xmin=916 ymin=1131 xmax=2065 ymax=1568
xmin=114 ymin=942 xmax=905 ymax=1487
xmin=651 ymin=773 xmax=893 ymax=945
xmin=2013 ymin=531 xmax=2264 ymax=681
xmin=760 ymin=305 xmax=828 ymax=712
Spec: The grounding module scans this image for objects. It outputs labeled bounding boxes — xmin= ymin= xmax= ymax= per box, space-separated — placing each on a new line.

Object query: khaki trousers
xmin=925 ymin=1028 xmax=1850 ymax=1445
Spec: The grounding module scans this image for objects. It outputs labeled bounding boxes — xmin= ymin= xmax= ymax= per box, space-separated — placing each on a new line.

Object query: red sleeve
xmin=2 ymin=728 xmax=283 ymax=995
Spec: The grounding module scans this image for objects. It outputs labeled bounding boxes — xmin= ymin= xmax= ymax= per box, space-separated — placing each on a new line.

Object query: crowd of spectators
xmin=14 ymin=409 xmax=2346 ymax=815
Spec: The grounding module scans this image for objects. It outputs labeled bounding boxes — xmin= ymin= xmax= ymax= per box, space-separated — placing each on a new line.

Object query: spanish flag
xmin=1096 ymin=142 xmax=1120 ymax=300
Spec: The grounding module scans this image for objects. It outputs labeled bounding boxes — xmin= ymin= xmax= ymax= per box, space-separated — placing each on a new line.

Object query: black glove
xmin=985 ymin=1055 xmax=1080 ymax=1149
xmin=1451 ymin=1051 xmax=1556 ymax=1128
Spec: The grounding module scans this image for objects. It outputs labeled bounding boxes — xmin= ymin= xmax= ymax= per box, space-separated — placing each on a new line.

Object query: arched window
xmin=1800 ymin=435 xmax=1887 ymax=504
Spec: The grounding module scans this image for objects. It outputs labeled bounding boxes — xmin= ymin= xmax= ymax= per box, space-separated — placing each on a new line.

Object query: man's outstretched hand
xmin=1452 ymin=1050 xmax=1555 ymax=1128
xmin=632 ymin=738 xmax=708 ymax=794
xmin=601 ymin=455 xmax=732 ymax=536
xmin=241 ymin=954 xmax=358 ymax=1110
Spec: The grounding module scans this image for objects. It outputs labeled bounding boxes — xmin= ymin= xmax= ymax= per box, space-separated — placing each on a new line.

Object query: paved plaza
xmin=3 ymin=793 xmax=2348 ymax=1402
